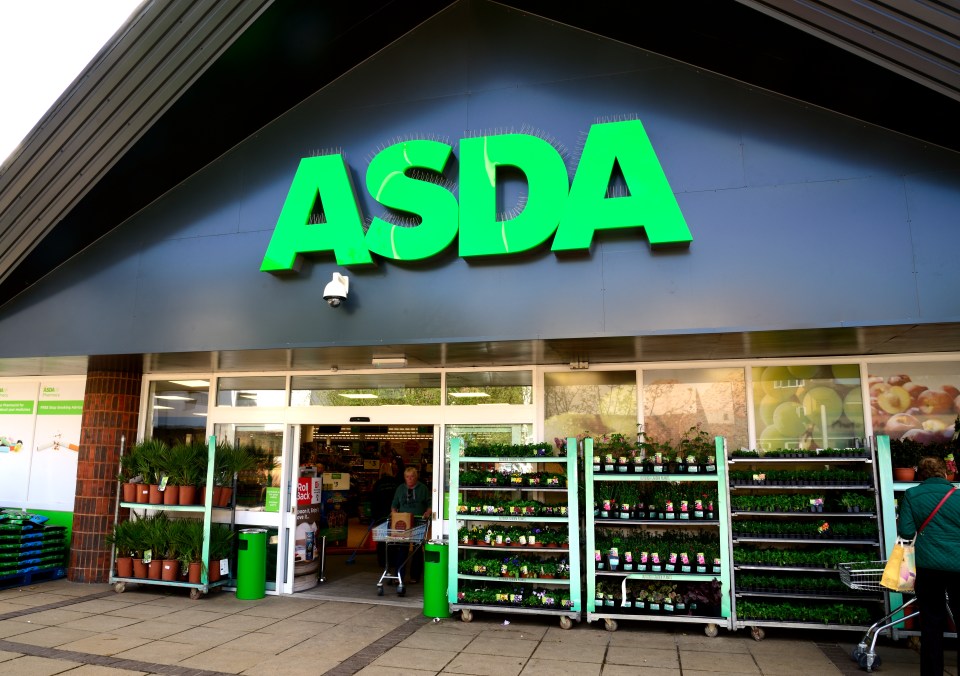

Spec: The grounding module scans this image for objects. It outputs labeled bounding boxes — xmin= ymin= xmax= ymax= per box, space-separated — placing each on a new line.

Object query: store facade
xmin=1 ymin=1 xmax=959 ymax=593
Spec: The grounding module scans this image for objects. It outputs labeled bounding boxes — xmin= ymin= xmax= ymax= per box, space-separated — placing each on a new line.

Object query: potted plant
xmin=131 ymin=439 xmax=168 ymax=504
xmin=174 ymin=518 xmax=206 ymax=583
xmin=142 ymin=512 xmax=170 ymax=580
xmin=107 ymin=519 xmax=138 ymax=578
xmin=160 ymin=518 xmax=184 ymax=581
xmin=116 ymin=451 xmax=139 ymax=503
xmin=207 ymin=523 xmax=235 ymax=582
xmin=890 ymin=438 xmax=924 ymax=481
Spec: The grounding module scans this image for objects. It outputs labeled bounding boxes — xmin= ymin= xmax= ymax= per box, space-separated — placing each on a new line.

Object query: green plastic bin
xmin=236 ymin=528 xmax=267 ymax=600
xmin=423 ymin=539 xmax=450 ymax=618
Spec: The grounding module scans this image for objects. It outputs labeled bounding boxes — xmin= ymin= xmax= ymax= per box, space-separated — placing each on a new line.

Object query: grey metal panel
xmin=0 ymin=2 xmax=959 ymax=363
xmin=0 ymin=0 xmax=272 ymax=286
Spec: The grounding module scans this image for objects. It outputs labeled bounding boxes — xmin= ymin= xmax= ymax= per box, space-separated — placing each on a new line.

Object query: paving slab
xmin=57 ymin=614 xmax=141 ymax=633
xmin=219 ymin=629 xmax=317 ymax=654
xmin=0 ymin=650 xmax=22 ymax=663
xmin=440 ymin=652 xmax=525 ymax=676
xmin=176 ymin=645 xmax=272 ymax=673
xmin=529 ymin=640 xmax=607 ymax=663
xmin=55 ymin=632 xmax=152 ymax=656
xmin=3 ymin=626 xmax=96 ymax=648
xmin=355 ymin=666 xmax=436 ymax=676
xmin=0 ymin=619 xmax=42 ymax=638
xmin=203 ymin=613 xmax=280 ymax=632
xmin=520 ymin=657 xmax=603 ymax=675
xmin=680 ymin=649 xmax=761 ymax=674
xmin=372 ymin=646 xmax=457 ymax=671
xmin=65 ymin=599 xmax=138 ymax=614
xmin=241 ymin=653 xmax=342 ymax=675
xmin=398 ymin=630 xmax=475 ymax=651
xmin=111 ymin=638 xmax=208 ymax=664
xmin=462 ymin=635 xmax=537 ymax=658
xmin=601 ymin=666 xmax=679 ymax=676
xmin=0 ymin=654 xmax=79 ymax=676
xmin=605 ymin=645 xmax=679 ymax=668
xmin=12 ymin=609 xmax=92 ymax=626
xmin=102 ymin=603 xmax=180 ymax=620
xmin=110 ymin=619 xmax=189 ymax=640
xmin=56 ymin=665 xmax=148 ymax=676
xmin=163 ymin=625 xmax=247 ymax=647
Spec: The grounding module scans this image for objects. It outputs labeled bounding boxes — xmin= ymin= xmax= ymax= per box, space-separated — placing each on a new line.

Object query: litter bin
xmin=236 ymin=528 xmax=267 ymax=600
xmin=422 ymin=538 xmax=450 ymax=618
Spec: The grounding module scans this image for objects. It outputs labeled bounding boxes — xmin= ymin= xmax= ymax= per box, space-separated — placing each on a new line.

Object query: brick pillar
xmin=69 ymin=354 xmax=142 ymax=583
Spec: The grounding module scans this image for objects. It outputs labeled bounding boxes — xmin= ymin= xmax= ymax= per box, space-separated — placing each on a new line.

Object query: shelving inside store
xmin=584 ymin=436 xmax=734 ymax=635
xmin=447 ymin=437 xmax=581 ymax=629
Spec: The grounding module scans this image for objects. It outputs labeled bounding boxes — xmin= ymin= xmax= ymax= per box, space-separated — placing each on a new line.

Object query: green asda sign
xmin=261 ymin=119 xmax=691 ymax=271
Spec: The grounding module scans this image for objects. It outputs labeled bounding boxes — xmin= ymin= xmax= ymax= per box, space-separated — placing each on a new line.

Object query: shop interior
xmin=294 ymin=424 xmax=434 ymax=601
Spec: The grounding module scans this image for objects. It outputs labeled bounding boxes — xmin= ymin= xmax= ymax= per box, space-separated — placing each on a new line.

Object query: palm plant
xmin=106 ymin=519 xmax=140 ymax=558
xmin=131 ymin=439 xmax=169 ymax=485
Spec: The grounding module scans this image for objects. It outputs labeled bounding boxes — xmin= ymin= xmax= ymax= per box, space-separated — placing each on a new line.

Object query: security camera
xmin=323 ymin=273 xmax=349 ymax=308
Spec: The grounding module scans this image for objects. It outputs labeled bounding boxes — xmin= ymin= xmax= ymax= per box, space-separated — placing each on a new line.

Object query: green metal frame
xmin=584 ymin=436 xmax=733 ymax=630
xmin=447 ymin=437 xmax=582 ymax=623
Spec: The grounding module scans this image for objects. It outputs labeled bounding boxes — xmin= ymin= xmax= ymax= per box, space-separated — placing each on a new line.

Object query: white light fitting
xmin=449 ymin=392 xmax=491 ymax=398
xmin=371 ymin=356 xmax=407 ymax=367
xmin=154 ymin=395 xmax=195 ymax=401
xmin=168 ymin=380 xmax=210 ymax=387
xmin=338 ymin=393 xmax=379 ymax=399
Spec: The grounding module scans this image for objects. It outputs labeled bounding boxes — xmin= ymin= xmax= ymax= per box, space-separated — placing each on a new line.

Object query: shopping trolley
xmin=371 ymin=517 xmax=428 ymax=597
xmin=839 ymin=560 xmax=926 ymax=672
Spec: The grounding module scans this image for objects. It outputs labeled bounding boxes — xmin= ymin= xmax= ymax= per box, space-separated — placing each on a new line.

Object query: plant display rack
xmin=585 ymin=436 xmax=734 ymax=635
xmin=0 ymin=509 xmax=67 ymax=590
xmin=109 ymin=434 xmax=235 ymax=599
xmin=447 ymin=437 xmax=581 ymax=629
xmin=728 ymin=446 xmax=884 ymax=640
xmin=875 ymin=434 xmax=959 ymax=642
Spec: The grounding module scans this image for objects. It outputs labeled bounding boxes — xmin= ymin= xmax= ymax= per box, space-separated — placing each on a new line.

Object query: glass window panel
xmin=643 ymin=367 xmax=748 ymax=450
xmin=751 ymin=363 xmax=864 ymax=451
xmin=291 ymin=373 xmax=441 ymax=406
xmin=149 ymin=379 xmax=209 ymax=444
xmin=543 ymin=371 xmax=637 ymax=444
xmin=865 ymin=360 xmax=960 ymax=443
xmin=217 ymin=376 xmax=286 ymax=407
xmin=214 ymin=423 xmax=283 ymax=511
xmin=446 ymin=371 xmax=532 ymax=405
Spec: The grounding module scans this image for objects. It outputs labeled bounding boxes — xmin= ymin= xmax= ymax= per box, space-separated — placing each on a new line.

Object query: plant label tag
xmin=143 ymin=549 xmax=152 ymax=564
xmin=159 ymin=475 xmax=169 ymax=491
xmin=220 ymin=559 xmax=230 ymax=575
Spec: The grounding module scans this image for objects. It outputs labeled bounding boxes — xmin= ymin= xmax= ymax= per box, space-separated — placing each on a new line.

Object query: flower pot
xmin=116 ymin=556 xmax=134 ymax=578
xmin=208 ymin=560 xmax=221 ymax=582
xmin=178 ymin=484 xmax=198 ymax=506
xmin=188 ymin=561 xmax=203 ymax=584
xmin=162 ymin=485 xmax=180 ymax=505
xmin=148 ymin=560 xmax=163 ymax=580
xmin=136 ymin=484 xmax=150 ymax=504
xmin=148 ymin=484 xmax=163 ymax=504
xmin=121 ymin=482 xmax=138 ymax=503
xmin=133 ymin=558 xmax=149 ymax=578
xmin=161 ymin=560 xmax=179 ymax=581
xmin=893 ymin=467 xmax=916 ymax=482
xmin=216 ymin=486 xmax=233 ymax=508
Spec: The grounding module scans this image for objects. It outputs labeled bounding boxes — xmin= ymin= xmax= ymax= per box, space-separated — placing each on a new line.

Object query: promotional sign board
xmin=293 ymin=476 xmax=323 ymax=590
xmin=0 ymin=381 xmax=39 ymax=505
xmin=29 ymin=380 xmax=84 ymax=510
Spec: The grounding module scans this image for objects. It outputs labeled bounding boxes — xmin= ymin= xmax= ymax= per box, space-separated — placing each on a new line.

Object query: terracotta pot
xmin=208 ymin=560 xmax=221 ymax=582
xmin=148 ymin=560 xmax=163 ymax=580
xmin=188 ymin=561 xmax=203 ymax=584
xmin=121 ymin=482 xmax=138 ymax=503
xmin=148 ymin=484 xmax=163 ymax=504
xmin=216 ymin=486 xmax=233 ymax=508
xmin=136 ymin=485 xmax=150 ymax=504
xmin=893 ymin=467 xmax=916 ymax=482
xmin=133 ymin=558 xmax=149 ymax=578
xmin=179 ymin=485 xmax=198 ymax=506
xmin=161 ymin=560 xmax=179 ymax=581
xmin=162 ymin=485 xmax=180 ymax=505
xmin=116 ymin=556 xmax=134 ymax=578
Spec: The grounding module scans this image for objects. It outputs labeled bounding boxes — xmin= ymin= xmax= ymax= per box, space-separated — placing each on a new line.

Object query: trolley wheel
xmin=461 ymin=609 xmax=473 ymax=623
xmin=377 ymin=586 xmax=384 ymax=596
xmin=189 ymin=588 xmax=202 ymax=600
xmin=113 ymin=582 xmax=126 ymax=594
xmin=559 ymin=616 xmax=573 ymax=630
xmin=704 ymin=623 xmax=719 ymax=638
xmin=604 ymin=618 xmax=618 ymax=632
xmin=397 ymin=586 xmax=406 ymax=597
xmin=857 ymin=652 xmax=881 ymax=671
xmin=851 ymin=646 xmax=865 ymax=662
xmin=750 ymin=626 xmax=765 ymax=641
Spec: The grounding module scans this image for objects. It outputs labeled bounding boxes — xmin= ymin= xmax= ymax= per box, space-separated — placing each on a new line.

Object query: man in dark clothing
xmin=390 ymin=466 xmax=431 ymax=584
xmin=370 ymin=463 xmax=400 ymax=569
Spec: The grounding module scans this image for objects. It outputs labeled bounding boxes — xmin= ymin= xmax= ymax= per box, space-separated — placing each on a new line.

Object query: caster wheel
xmin=189 ymin=588 xmax=202 ymax=600
xmin=559 ymin=616 xmax=573 ymax=630
xmin=751 ymin=626 xmax=765 ymax=641
xmin=377 ymin=586 xmax=384 ymax=596
xmin=461 ymin=609 xmax=473 ymax=623
xmin=397 ymin=586 xmax=406 ymax=597
xmin=851 ymin=646 xmax=865 ymax=662
xmin=113 ymin=582 xmax=126 ymax=594
xmin=858 ymin=653 xmax=881 ymax=671
xmin=604 ymin=619 xmax=618 ymax=632
xmin=704 ymin=623 xmax=719 ymax=638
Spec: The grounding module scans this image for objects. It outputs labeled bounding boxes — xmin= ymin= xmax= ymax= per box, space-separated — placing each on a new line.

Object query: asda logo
xmin=261 ymin=119 xmax=691 ymax=271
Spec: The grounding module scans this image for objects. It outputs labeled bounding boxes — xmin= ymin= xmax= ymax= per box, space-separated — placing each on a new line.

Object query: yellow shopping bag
xmin=880 ymin=537 xmax=916 ymax=592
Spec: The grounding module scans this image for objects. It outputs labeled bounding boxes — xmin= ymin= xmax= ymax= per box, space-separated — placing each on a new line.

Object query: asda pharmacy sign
xmin=261 ymin=119 xmax=691 ymax=271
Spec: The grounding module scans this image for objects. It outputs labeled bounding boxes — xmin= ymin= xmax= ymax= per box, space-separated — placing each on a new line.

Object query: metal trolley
xmin=371 ymin=517 xmax=428 ymax=597
xmin=839 ymin=560 xmax=920 ymax=672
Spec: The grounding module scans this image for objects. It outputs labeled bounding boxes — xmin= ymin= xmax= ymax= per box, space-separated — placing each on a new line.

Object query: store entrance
xmin=292 ymin=423 xmax=435 ymax=603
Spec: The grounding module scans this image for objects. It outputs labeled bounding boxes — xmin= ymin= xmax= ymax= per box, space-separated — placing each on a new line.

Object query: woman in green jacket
xmin=897 ymin=456 xmax=960 ymax=676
